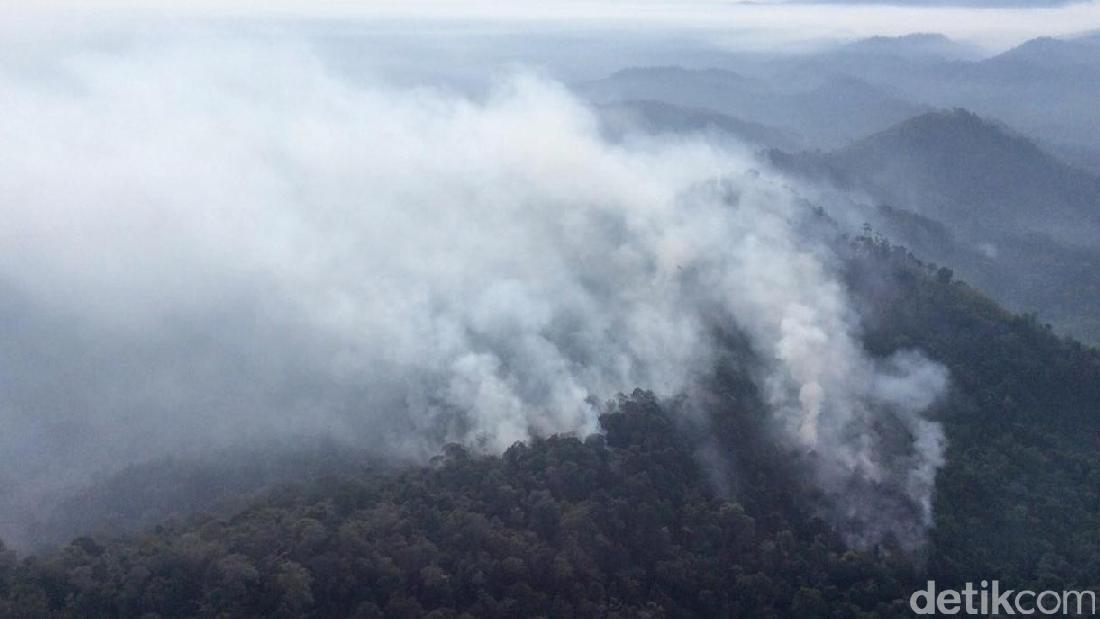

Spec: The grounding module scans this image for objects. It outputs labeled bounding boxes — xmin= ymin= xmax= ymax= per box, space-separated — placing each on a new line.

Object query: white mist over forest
xmin=0 ymin=31 xmax=955 ymax=550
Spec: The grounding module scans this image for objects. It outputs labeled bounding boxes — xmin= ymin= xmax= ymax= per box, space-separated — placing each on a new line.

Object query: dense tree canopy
xmin=3 ymin=234 xmax=1099 ymax=617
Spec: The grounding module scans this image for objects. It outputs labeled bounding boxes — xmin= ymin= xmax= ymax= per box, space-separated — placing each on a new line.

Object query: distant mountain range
xmin=578 ymin=29 xmax=1100 ymax=343
xmin=580 ymin=31 xmax=1100 ymax=169
xmin=837 ymin=32 xmax=1100 ymax=159
xmin=579 ymin=67 xmax=927 ymax=149
xmin=834 ymin=33 xmax=982 ymax=60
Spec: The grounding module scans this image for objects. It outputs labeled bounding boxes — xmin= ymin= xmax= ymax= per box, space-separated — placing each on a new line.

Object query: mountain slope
xmin=3 ymin=241 xmax=1100 ymax=616
xmin=768 ymin=108 xmax=1100 ymax=343
xmin=828 ymin=108 xmax=1100 ymax=242
xmin=927 ymin=33 xmax=1100 ymax=147
xmin=978 ymin=34 xmax=1100 ymax=81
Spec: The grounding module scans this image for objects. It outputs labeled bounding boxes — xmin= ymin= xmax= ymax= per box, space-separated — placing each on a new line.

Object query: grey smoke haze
xmin=0 ymin=33 xmax=946 ymax=550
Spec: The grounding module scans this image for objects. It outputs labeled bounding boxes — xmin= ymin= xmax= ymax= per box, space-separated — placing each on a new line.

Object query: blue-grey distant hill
xmin=767 ymin=109 xmax=1100 ymax=342
xmin=805 ymin=32 xmax=1100 ymax=162
xmin=578 ymin=66 xmax=928 ymax=149
xmin=835 ymin=33 xmax=982 ymax=60
xmin=583 ymin=30 xmax=1100 ymax=169
xmin=595 ymin=99 xmax=802 ymax=150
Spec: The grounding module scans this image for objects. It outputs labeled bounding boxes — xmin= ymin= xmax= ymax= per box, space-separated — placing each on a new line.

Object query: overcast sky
xmin=1 ymin=1 xmax=1098 ymax=52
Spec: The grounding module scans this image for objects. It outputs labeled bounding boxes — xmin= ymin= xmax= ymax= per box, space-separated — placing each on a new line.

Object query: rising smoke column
xmin=0 ymin=34 xmax=945 ymax=549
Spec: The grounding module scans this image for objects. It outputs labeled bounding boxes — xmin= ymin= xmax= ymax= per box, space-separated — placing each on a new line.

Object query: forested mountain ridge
xmin=849 ymin=235 xmax=1100 ymax=588
xmin=767 ymin=108 xmax=1100 ymax=344
xmin=3 ymin=235 xmax=1099 ymax=618
xmin=827 ymin=109 xmax=1100 ymax=241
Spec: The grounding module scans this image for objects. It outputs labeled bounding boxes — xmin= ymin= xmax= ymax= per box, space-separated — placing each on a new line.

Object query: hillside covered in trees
xmin=767 ymin=109 xmax=1100 ymax=344
xmin=5 ymin=6 xmax=1100 ymax=618
xmin=2 ymin=235 xmax=1099 ymax=618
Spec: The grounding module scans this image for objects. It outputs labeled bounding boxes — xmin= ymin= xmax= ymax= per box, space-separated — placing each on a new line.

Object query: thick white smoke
xmin=0 ymin=35 xmax=945 ymax=549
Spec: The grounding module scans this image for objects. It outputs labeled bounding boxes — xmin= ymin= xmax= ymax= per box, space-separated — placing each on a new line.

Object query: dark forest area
xmin=4 ymin=237 xmax=1099 ymax=618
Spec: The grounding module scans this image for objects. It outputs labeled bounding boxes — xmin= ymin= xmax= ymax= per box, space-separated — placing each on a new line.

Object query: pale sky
xmin=2 ymin=1 xmax=1099 ymax=52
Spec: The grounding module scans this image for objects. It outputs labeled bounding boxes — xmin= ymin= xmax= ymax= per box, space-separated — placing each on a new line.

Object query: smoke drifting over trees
xmin=0 ymin=35 xmax=950 ymax=550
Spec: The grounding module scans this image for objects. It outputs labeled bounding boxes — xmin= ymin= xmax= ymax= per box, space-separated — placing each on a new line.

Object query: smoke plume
xmin=0 ymin=34 xmax=946 ymax=549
